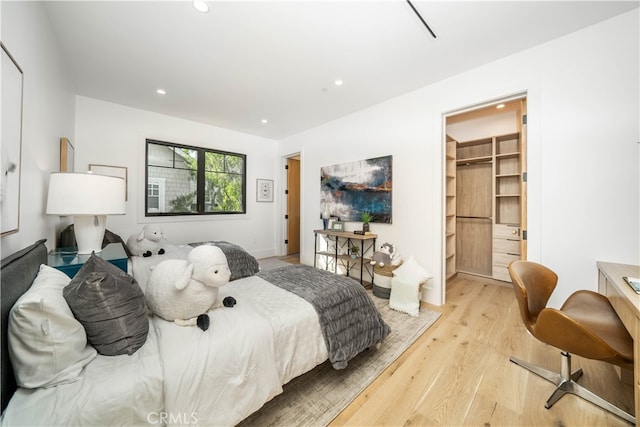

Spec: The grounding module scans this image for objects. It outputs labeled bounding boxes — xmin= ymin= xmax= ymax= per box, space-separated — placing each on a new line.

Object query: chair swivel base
xmin=510 ymin=352 xmax=635 ymax=425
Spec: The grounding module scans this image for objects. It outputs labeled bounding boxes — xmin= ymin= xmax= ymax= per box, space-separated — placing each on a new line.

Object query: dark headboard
xmin=1 ymin=239 xmax=47 ymax=413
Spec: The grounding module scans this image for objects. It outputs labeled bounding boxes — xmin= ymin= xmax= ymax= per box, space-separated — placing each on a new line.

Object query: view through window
xmin=145 ymin=139 xmax=246 ymax=216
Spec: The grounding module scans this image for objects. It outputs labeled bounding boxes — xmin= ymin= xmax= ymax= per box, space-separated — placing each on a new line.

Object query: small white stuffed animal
xmin=127 ymin=224 xmax=166 ymax=257
xmin=145 ymin=245 xmax=231 ymax=328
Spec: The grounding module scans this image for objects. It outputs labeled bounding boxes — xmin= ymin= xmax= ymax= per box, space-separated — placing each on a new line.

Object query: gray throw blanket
xmin=257 ymin=265 xmax=391 ymax=369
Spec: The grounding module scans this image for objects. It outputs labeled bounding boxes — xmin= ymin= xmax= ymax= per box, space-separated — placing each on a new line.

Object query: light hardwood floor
xmin=279 ymin=253 xmax=302 ymax=264
xmin=329 ymin=273 xmax=635 ymax=426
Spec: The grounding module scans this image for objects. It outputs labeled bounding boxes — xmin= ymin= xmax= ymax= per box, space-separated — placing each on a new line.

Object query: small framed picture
xmin=256 ymin=178 xmax=274 ymax=202
xmin=331 ymin=221 xmax=345 ymax=232
xmin=60 ymin=137 xmax=74 ymax=172
xmin=327 ymin=217 xmax=339 ymax=230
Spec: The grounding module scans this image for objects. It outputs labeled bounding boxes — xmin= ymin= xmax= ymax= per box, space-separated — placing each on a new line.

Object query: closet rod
xmin=457 ymin=215 xmax=492 ymax=220
xmin=457 ymin=160 xmax=493 ymax=166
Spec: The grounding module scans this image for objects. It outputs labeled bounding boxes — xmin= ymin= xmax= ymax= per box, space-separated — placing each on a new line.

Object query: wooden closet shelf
xmin=496 ymin=152 xmax=520 ymax=159
xmin=456 ymin=156 xmax=492 ymax=165
xmin=457 ymin=138 xmax=492 ymax=148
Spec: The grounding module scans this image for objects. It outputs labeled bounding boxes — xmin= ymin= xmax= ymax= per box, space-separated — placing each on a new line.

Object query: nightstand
xmin=48 ymin=242 xmax=128 ymax=278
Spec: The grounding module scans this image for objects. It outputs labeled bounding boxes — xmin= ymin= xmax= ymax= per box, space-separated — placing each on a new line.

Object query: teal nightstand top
xmin=48 ymin=242 xmax=128 ymax=277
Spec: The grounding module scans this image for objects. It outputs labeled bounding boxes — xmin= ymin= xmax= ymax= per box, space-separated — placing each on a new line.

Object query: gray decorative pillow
xmin=63 ymin=254 xmax=148 ymax=356
xmin=189 ymin=241 xmax=259 ymax=281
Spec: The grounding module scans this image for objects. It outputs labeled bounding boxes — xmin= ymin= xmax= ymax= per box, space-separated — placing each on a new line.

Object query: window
xmin=145 ymin=139 xmax=246 ymax=216
xmin=147 ymin=178 xmax=165 ymax=213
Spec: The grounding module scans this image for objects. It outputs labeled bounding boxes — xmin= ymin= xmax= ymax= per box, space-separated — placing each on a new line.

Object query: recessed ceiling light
xmin=193 ymin=1 xmax=209 ymax=13
xmin=261 ymin=119 xmax=268 ymax=124
xmin=156 ymin=89 xmax=166 ymax=95
xmin=496 ymin=103 xmax=505 ymax=109
xmin=334 ymin=79 xmax=344 ymax=86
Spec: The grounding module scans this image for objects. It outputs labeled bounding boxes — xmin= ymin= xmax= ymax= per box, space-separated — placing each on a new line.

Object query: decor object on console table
xmin=48 ymin=242 xmax=128 ymax=278
xmin=349 ymin=244 xmax=359 ymax=259
xmin=321 ymin=203 xmax=331 ymax=229
xmin=46 ymin=172 xmax=125 ymax=254
xmin=361 ymin=211 xmax=373 ymax=233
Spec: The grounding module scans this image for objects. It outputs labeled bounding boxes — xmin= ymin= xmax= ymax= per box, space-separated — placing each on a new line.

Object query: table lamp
xmin=46 ymin=172 xmax=125 ymax=254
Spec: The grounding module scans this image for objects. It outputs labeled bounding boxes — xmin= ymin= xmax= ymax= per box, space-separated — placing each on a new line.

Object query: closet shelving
xmin=446 ymin=132 xmax=522 ymax=282
xmin=493 ymin=133 xmax=521 ymax=280
xmin=494 ymin=134 xmax=521 ymax=227
xmin=445 ymin=136 xmax=457 ymax=280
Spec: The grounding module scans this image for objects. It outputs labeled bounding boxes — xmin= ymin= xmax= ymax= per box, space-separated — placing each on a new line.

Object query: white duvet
xmin=156 ymin=276 xmax=328 ymax=426
xmin=3 ymin=254 xmax=328 ymax=426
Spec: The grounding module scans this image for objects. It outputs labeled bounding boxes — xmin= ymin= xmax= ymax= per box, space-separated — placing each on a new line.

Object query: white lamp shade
xmin=46 ymin=172 xmax=125 ymax=215
xmin=47 ymin=173 xmax=125 ymax=254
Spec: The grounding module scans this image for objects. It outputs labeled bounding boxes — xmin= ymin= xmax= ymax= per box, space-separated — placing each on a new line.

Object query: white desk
xmin=597 ymin=261 xmax=640 ymax=420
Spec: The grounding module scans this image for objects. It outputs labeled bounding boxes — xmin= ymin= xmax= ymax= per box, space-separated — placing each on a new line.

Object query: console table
xmin=313 ymin=229 xmax=377 ymax=287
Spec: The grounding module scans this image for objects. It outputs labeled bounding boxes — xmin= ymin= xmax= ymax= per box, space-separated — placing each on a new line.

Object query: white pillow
xmin=8 ymin=265 xmax=97 ymax=388
xmin=389 ymin=277 xmax=421 ymax=316
xmin=392 ymin=256 xmax=433 ymax=283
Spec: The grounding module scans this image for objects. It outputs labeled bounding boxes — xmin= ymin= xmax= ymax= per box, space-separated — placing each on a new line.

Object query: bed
xmin=1 ymin=240 xmax=390 ymax=426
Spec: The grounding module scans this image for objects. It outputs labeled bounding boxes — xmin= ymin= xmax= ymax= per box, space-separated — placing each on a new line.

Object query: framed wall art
xmin=320 ymin=155 xmax=393 ymax=223
xmin=60 ymin=137 xmax=74 ymax=172
xmin=256 ymin=178 xmax=274 ymax=202
xmin=1 ymin=43 xmax=24 ymax=236
xmin=89 ymin=164 xmax=128 ymax=201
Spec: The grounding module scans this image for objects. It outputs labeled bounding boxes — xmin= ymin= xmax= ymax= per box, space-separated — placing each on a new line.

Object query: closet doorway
xmin=285 ymin=155 xmax=301 ymax=255
xmin=444 ymin=96 xmax=527 ymax=283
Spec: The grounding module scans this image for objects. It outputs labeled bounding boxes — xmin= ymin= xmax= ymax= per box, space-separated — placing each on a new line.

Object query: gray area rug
xmin=239 ymin=271 xmax=441 ymax=427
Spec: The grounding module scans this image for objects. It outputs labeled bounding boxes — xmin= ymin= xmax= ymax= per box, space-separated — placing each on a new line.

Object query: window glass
xmin=145 ymin=140 xmax=246 ymax=216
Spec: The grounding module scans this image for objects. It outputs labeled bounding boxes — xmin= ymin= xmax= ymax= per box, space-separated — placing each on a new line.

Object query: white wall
xmin=2 ymin=5 xmax=638 ymax=310
xmin=0 ymin=1 xmax=76 ymax=257
xmin=75 ymin=97 xmax=280 ymax=259
xmin=281 ymin=10 xmax=639 ymax=307
xmin=446 ymin=110 xmax=518 ymax=142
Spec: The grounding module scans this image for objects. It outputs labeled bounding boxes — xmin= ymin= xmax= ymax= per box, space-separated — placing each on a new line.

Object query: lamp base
xmin=74 ymin=215 xmax=106 ymax=254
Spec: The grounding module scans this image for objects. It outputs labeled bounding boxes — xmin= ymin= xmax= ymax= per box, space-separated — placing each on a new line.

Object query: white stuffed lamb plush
xmin=127 ymin=224 xmax=166 ymax=257
xmin=145 ymin=245 xmax=231 ymax=327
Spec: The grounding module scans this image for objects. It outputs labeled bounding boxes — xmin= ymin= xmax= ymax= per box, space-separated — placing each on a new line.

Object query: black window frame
xmin=145 ymin=138 xmax=247 ymax=217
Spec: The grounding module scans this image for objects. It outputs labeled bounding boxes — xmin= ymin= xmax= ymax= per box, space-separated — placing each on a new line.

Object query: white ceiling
xmin=43 ymin=1 xmax=638 ymax=140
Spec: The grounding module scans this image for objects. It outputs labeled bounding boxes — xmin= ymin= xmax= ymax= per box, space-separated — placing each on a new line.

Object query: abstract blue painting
xmin=321 ymin=155 xmax=392 ymax=223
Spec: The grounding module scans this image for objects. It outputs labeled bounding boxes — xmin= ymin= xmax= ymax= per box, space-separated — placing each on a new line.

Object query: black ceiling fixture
xmin=406 ymin=0 xmax=437 ymax=39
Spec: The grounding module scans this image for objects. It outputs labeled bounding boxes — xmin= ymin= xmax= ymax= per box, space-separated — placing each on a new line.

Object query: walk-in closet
xmin=445 ymin=97 xmax=527 ymax=282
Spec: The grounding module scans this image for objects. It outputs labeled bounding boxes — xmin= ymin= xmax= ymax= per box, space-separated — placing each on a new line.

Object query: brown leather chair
xmin=508 ymin=260 xmax=635 ymax=424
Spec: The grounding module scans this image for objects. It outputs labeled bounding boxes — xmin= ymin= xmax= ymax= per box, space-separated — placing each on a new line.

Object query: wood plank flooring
xmin=279 ymin=253 xmax=302 ymax=264
xmin=329 ymin=273 xmax=635 ymax=426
